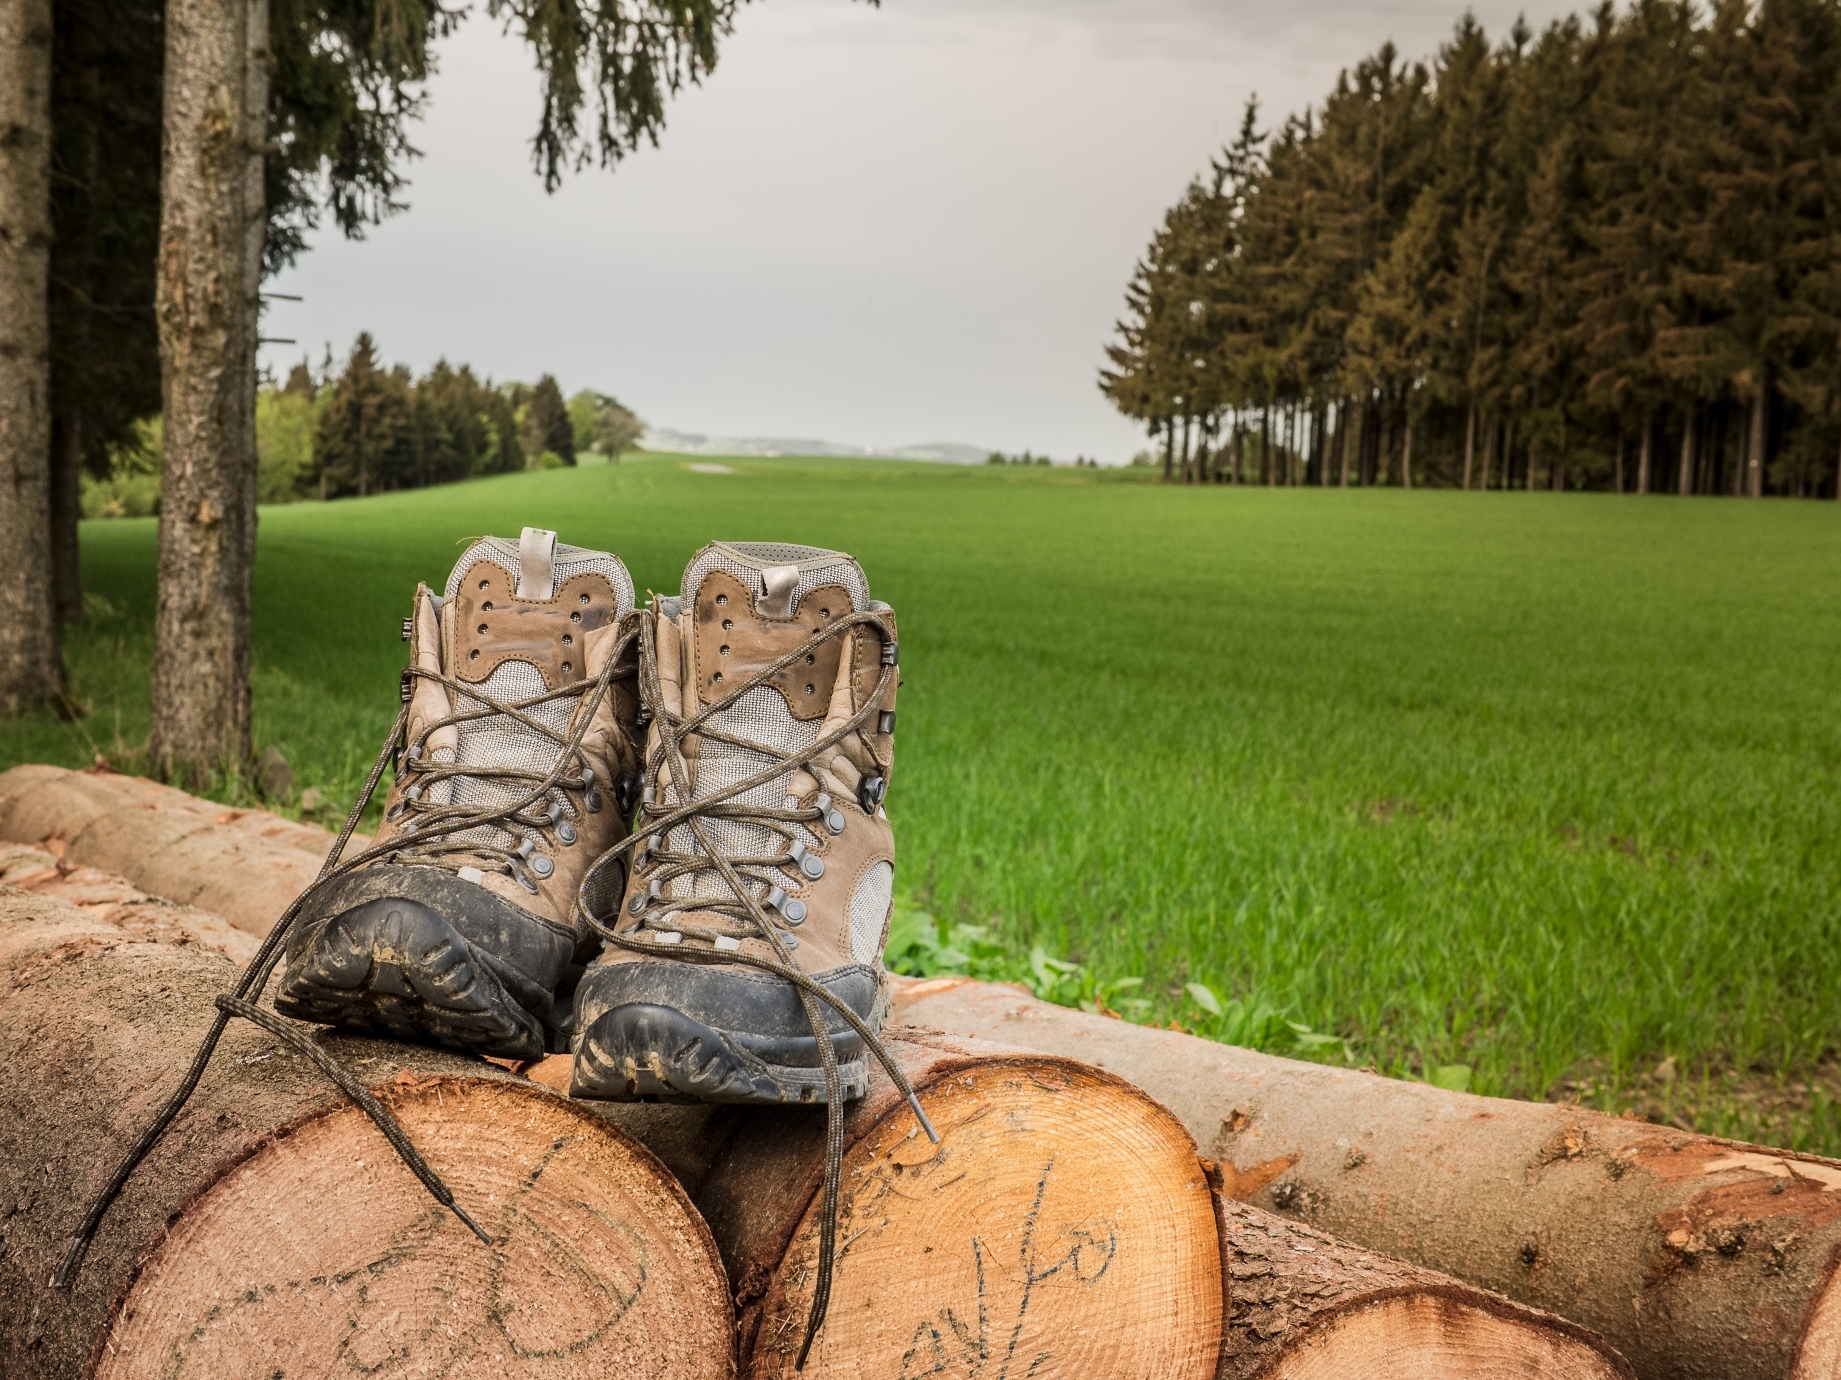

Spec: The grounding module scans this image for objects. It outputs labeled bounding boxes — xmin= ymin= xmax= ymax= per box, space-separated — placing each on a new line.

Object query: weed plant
xmin=7 ymin=456 xmax=1840 ymax=1147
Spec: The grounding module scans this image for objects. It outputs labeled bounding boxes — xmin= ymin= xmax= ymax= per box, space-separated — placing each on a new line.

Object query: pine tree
xmin=526 ymin=373 xmax=575 ymax=464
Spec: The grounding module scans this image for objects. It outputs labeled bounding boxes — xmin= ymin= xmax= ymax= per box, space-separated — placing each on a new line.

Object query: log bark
xmin=538 ymin=1029 xmax=1227 ymax=1380
xmin=0 ymin=840 xmax=259 ymax=964
xmin=894 ymin=976 xmax=1841 ymax=1380
xmin=147 ymin=0 xmax=267 ymax=784
xmin=0 ymin=764 xmax=362 ymax=935
xmin=0 ymin=0 xmax=64 ymax=716
xmin=1215 ymin=1198 xmax=1629 ymax=1380
xmin=0 ymin=888 xmax=734 ymax=1379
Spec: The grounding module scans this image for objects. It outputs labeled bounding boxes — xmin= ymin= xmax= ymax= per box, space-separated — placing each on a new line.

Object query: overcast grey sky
xmin=259 ymin=0 xmax=1576 ymax=462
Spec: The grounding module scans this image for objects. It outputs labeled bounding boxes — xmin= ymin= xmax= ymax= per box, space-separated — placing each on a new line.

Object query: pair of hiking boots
xmin=275 ymin=529 xmax=900 ymax=1106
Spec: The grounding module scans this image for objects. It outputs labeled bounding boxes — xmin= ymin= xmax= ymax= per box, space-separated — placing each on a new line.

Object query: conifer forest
xmin=1101 ymin=0 xmax=1841 ymax=497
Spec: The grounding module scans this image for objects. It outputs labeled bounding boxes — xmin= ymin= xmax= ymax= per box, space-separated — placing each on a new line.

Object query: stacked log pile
xmin=0 ymin=840 xmax=257 ymax=964
xmin=895 ymin=976 xmax=1841 ymax=1380
xmin=0 ymin=766 xmax=1753 ymax=1378
xmin=0 ymin=763 xmax=361 ymax=937
xmin=0 ymin=888 xmax=733 ymax=1379
xmin=532 ymin=1043 xmax=1631 ymax=1380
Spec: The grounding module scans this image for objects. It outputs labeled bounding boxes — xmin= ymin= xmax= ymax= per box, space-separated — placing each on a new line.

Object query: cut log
xmin=0 ymin=764 xmax=365 ymax=936
xmin=0 ymin=841 xmax=259 ymax=964
xmin=0 ymin=889 xmax=734 ymax=1379
xmin=895 ymin=976 xmax=1841 ymax=1380
xmin=534 ymin=1029 xmax=1226 ymax=1380
xmin=1215 ymin=1198 xmax=1630 ymax=1379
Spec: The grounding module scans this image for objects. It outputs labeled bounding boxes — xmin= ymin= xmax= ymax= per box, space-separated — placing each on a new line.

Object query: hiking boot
xmin=570 ymin=541 xmax=901 ymax=1103
xmin=276 ymin=528 xmax=644 ymax=1061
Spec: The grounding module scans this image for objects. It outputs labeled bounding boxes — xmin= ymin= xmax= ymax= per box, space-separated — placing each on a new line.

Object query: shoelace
xmin=52 ymin=614 xmax=642 ymax=1290
xmin=577 ymin=603 xmax=938 ymax=1369
xmin=386 ymin=647 xmax=636 ymax=892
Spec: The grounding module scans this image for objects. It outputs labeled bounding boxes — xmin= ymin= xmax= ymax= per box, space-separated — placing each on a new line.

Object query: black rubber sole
xmin=276 ymin=896 xmax=549 ymax=1061
xmin=571 ymin=1002 xmax=869 ymax=1104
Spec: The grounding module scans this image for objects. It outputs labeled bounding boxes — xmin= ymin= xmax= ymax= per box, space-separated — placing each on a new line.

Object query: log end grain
xmin=1218 ymin=1199 xmax=1630 ymax=1380
xmin=1793 ymin=1265 xmax=1841 ymax=1379
xmin=745 ymin=1055 xmax=1224 ymax=1380
xmin=92 ymin=1078 xmax=735 ymax=1380
xmin=1256 ymin=1293 xmax=1625 ymax=1379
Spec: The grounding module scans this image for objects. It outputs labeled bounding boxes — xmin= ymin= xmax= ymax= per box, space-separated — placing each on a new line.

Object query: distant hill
xmin=641 ymin=429 xmax=990 ymax=466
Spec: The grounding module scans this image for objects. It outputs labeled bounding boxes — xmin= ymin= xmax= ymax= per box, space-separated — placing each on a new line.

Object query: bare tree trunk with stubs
xmin=1400 ymin=400 xmax=1415 ymax=489
xmin=0 ymin=0 xmax=64 ymax=716
xmin=1463 ymin=401 xmax=1476 ymax=490
xmin=49 ymin=405 xmax=83 ymax=625
xmin=1747 ymin=385 xmax=1766 ymax=498
xmin=148 ymin=0 xmax=269 ymax=785
xmin=1637 ymin=411 xmax=1652 ymax=494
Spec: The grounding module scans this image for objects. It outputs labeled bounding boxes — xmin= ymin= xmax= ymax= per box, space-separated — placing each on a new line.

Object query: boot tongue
xmin=445 ymin=527 xmax=636 ymax=614
xmin=438 ymin=529 xmax=634 ymax=818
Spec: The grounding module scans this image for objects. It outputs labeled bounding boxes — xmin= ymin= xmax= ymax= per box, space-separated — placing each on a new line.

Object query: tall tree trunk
xmin=1462 ymin=402 xmax=1476 ymax=490
xmin=1231 ymin=417 xmax=1243 ymax=485
xmin=1614 ymin=420 xmax=1625 ymax=494
xmin=1180 ymin=412 xmax=1193 ymax=484
xmin=1400 ymin=400 xmax=1414 ymax=490
xmin=0 ymin=0 xmax=63 ymax=716
xmin=1335 ymin=400 xmax=1349 ymax=487
xmin=1677 ymin=407 xmax=1695 ymax=497
xmin=1161 ymin=418 xmax=1174 ymax=483
xmin=1260 ymin=405 xmax=1271 ymax=485
xmin=1747 ymin=385 xmax=1766 ymax=498
xmin=49 ymin=405 xmax=82 ymax=625
xmin=148 ymin=0 xmax=269 ymax=785
xmin=1636 ymin=411 xmax=1652 ymax=495
xmin=1481 ymin=414 xmax=1495 ymax=490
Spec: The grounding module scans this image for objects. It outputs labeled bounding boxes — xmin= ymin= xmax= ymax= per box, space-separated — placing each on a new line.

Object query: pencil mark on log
xmin=895 ymin=1156 xmax=1118 ymax=1380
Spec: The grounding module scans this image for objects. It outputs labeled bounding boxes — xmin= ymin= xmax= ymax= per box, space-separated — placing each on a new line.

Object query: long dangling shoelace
xmin=576 ymin=604 xmax=939 ymax=1370
xmin=51 ymin=615 xmax=642 ymax=1290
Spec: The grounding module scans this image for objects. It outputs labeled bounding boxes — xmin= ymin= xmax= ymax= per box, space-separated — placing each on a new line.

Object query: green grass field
xmin=8 ymin=455 xmax=1841 ymax=1147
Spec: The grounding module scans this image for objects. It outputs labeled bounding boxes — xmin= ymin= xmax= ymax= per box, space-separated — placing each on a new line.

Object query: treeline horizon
xmin=82 ymin=335 xmax=646 ymax=519
xmin=1101 ymin=0 xmax=1841 ymax=498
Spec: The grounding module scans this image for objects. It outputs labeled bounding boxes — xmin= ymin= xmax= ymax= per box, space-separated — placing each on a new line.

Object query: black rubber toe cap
xmin=572 ymin=957 xmax=883 ymax=1067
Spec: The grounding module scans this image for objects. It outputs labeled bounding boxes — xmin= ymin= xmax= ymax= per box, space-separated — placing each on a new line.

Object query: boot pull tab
xmin=758 ymin=563 xmax=798 ymax=618
xmin=517 ymin=527 xmax=558 ymax=601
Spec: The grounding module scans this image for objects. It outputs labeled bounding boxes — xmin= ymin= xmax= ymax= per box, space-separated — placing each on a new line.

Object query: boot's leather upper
xmin=288 ymin=531 xmax=643 ymax=992
xmin=575 ymin=542 xmax=900 ymax=1057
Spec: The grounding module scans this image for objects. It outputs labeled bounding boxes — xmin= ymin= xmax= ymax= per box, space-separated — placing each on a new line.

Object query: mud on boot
xmin=277 ymin=528 xmax=644 ymax=1062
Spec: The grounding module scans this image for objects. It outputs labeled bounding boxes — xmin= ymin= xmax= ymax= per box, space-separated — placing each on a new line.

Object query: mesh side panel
xmin=849 ymin=861 xmax=894 ymax=963
xmin=444 ymin=535 xmax=635 ymax=613
xmin=448 ymin=655 xmax=576 ymax=851
xmin=667 ymin=684 xmax=819 ymax=897
xmin=680 ymin=542 xmax=868 ymax=614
